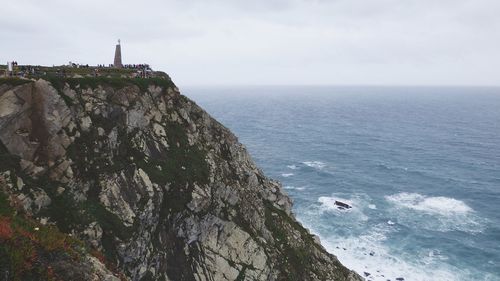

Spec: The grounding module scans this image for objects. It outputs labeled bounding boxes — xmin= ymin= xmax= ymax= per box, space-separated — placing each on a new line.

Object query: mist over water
xmin=186 ymin=86 xmax=500 ymax=281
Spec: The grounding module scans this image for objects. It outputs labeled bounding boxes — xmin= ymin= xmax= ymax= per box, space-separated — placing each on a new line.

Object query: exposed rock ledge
xmin=0 ymin=76 xmax=362 ymax=281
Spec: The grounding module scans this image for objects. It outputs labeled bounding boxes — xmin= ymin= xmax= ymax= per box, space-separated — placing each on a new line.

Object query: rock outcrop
xmin=0 ymin=76 xmax=362 ymax=281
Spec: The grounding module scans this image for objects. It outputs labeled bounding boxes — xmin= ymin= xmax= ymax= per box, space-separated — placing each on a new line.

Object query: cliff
xmin=0 ymin=75 xmax=362 ymax=281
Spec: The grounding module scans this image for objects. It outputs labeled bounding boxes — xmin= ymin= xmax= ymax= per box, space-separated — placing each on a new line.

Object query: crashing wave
xmin=385 ymin=192 xmax=472 ymax=216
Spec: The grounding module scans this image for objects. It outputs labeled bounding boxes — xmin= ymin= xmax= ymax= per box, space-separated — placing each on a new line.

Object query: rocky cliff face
xmin=0 ymin=76 xmax=361 ymax=281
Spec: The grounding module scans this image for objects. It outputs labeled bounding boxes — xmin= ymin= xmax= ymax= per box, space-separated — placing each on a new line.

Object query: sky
xmin=1 ymin=0 xmax=499 ymax=87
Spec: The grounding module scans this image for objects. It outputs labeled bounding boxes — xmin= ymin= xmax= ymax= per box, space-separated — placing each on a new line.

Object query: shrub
xmin=37 ymin=225 xmax=68 ymax=251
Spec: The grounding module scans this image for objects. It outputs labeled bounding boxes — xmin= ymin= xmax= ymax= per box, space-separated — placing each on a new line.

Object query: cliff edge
xmin=0 ymin=75 xmax=362 ymax=281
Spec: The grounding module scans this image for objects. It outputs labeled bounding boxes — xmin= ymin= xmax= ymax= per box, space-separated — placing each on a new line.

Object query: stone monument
xmin=114 ymin=39 xmax=123 ymax=68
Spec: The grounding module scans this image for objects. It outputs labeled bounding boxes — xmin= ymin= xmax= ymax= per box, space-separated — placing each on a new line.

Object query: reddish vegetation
xmin=91 ymin=248 xmax=107 ymax=264
xmin=0 ymin=216 xmax=13 ymax=240
xmin=0 ymin=210 xmax=123 ymax=281
xmin=0 ymin=212 xmax=78 ymax=279
xmin=0 ymin=187 xmax=121 ymax=280
xmin=46 ymin=266 xmax=55 ymax=280
xmin=90 ymin=248 xmax=127 ymax=280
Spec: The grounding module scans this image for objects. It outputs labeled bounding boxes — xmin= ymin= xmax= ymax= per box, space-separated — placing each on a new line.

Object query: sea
xmin=185 ymin=86 xmax=500 ymax=281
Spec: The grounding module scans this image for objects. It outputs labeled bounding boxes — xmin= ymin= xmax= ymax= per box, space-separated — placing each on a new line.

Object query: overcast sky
xmin=1 ymin=0 xmax=499 ymax=86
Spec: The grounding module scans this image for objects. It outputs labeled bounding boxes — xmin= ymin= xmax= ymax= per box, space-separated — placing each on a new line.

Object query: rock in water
xmin=335 ymin=200 xmax=352 ymax=209
xmin=0 ymin=76 xmax=362 ymax=281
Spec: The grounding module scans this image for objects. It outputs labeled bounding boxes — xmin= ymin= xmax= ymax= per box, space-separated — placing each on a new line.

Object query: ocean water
xmin=185 ymin=86 xmax=500 ymax=281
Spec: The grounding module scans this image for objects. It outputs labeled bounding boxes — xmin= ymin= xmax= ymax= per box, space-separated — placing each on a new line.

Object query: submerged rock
xmin=0 ymin=76 xmax=362 ymax=281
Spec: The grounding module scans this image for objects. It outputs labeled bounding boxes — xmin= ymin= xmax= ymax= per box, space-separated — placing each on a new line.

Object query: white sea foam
xmin=422 ymin=249 xmax=449 ymax=265
xmin=297 ymin=217 xmax=478 ymax=281
xmin=297 ymin=193 xmax=488 ymax=281
xmin=385 ymin=192 xmax=472 ymax=216
xmin=302 ymin=161 xmax=326 ymax=169
xmin=321 ymin=233 xmax=463 ymax=281
xmin=281 ymin=173 xmax=294 ymax=177
xmin=287 ymin=165 xmax=298 ymax=170
xmin=318 ymin=196 xmax=353 ymax=211
xmin=303 ymin=222 xmax=464 ymax=281
xmin=317 ymin=195 xmax=370 ymax=221
xmin=318 ymin=194 xmax=375 ymax=212
xmin=385 ymin=192 xmax=485 ymax=233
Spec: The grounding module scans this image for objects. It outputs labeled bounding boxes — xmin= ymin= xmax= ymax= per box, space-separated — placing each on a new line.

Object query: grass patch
xmin=113 ymin=122 xmax=209 ymax=216
xmin=42 ymin=76 xmax=174 ymax=94
xmin=145 ymin=122 xmax=209 ymax=214
xmin=40 ymin=192 xmax=87 ymax=233
xmin=264 ymin=202 xmax=320 ymax=281
xmin=0 ymin=78 xmax=32 ymax=87
xmin=84 ymin=200 xmax=132 ymax=241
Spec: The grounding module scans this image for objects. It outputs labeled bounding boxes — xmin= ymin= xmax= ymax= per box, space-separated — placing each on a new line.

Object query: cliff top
xmin=0 ymin=64 xmax=170 ymax=80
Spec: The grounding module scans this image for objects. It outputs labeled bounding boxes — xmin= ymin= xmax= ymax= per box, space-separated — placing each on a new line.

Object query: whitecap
xmin=385 ymin=192 xmax=472 ymax=216
xmin=368 ymin=204 xmax=377 ymax=210
xmin=387 ymin=220 xmax=395 ymax=225
xmin=287 ymin=165 xmax=298 ymax=170
xmin=281 ymin=173 xmax=294 ymax=177
xmin=385 ymin=192 xmax=485 ymax=233
xmin=302 ymin=161 xmax=326 ymax=169
xmin=316 ymin=194 xmax=373 ymax=222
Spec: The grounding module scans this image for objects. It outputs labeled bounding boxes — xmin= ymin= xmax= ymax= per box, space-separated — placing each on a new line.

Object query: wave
xmin=385 ymin=192 xmax=485 ymax=233
xmin=287 ymin=164 xmax=298 ymax=170
xmin=302 ymin=161 xmax=326 ymax=169
xmin=321 ymin=231 xmax=465 ymax=281
xmin=317 ymin=195 xmax=369 ymax=222
xmin=385 ymin=192 xmax=472 ymax=216
xmin=296 ymin=192 xmax=494 ymax=280
xmin=298 ymin=211 xmax=491 ymax=281
xmin=299 ymin=221 xmax=467 ymax=281
xmin=281 ymin=173 xmax=294 ymax=177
